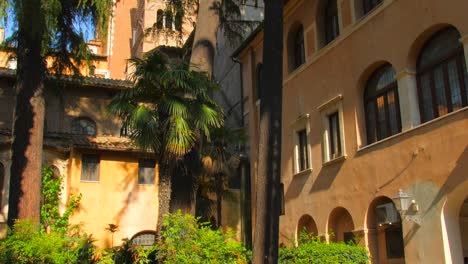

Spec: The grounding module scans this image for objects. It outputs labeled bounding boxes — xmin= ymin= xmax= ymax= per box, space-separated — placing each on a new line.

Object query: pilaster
xmin=396 ymin=70 xmax=421 ymax=131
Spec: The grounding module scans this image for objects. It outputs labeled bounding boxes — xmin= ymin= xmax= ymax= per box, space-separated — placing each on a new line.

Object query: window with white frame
xmin=292 ymin=114 xmax=311 ymax=174
xmin=318 ymin=95 xmax=346 ymax=163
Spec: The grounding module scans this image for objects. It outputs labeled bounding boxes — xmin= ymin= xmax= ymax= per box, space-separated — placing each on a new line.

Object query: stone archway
xmin=297 ymin=214 xmax=318 ymax=243
xmin=327 ymin=207 xmax=354 ymax=243
xmin=366 ymin=196 xmax=405 ymax=264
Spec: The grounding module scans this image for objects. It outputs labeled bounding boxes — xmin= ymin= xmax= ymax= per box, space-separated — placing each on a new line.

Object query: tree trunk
xmin=216 ymin=172 xmax=223 ymax=228
xmin=7 ymin=0 xmax=46 ymax=228
xmin=252 ymin=1 xmax=284 ymax=263
xmin=156 ymin=162 xmax=172 ymax=233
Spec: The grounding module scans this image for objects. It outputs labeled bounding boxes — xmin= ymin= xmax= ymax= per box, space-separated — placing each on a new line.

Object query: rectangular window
xmin=328 ymin=112 xmax=342 ymax=159
xmin=297 ymin=129 xmax=309 ymax=171
xmin=81 ymin=154 xmax=100 ymax=182
xmin=138 ymin=159 xmax=156 ymax=185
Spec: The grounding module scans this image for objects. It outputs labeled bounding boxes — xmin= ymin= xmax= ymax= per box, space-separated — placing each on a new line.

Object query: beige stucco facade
xmin=0 ymin=65 xmax=160 ymax=247
xmin=236 ymin=0 xmax=468 ymax=263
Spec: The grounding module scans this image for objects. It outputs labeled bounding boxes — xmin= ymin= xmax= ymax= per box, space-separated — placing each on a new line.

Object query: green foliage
xmin=0 ymin=166 xmax=95 ymax=264
xmin=0 ymin=220 xmax=97 ymax=264
xmin=211 ymin=0 xmax=261 ymax=45
xmin=279 ymin=233 xmax=369 ymax=264
xmin=108 ymin=50 xmax=224 ymax=158
xmin=156 ymin=211 xmax=250 ymax=264
xmin=41 ymin=166 xmax=82 ymax=233
xmin=94 ymin=239 xmax=158 ymax=264
xmin=0 ymin=0 xmax=112 ymax=75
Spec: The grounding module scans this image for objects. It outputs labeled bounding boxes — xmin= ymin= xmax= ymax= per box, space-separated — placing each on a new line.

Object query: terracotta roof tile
xmin=0 ymin=129 xmax=144 ymax=152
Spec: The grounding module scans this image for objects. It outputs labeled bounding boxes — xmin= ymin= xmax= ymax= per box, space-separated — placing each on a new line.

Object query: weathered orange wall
xmin=69 ymin=150 xmax=158 ymax=248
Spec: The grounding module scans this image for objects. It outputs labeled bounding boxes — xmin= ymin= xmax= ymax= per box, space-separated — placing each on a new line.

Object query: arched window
xmin=293 ymin=25 xmax=305 ymax=69
xmin=417 ymin=27 xmax=467 ymax=123
xmin=362 ymin=0 xmax=383 ymax=15
xmin=175 ymin=11 xmax=183 ymax=32
xmin=365 ymin=65 xmax=401 ymax=144
xmin=254 ymin=63 xmax=263 ymax=101
xmin=131 ymin=231 xmax=157 ymax=248
xmin=71 ymin=117 xmax=97 ymax=136
xmin=156 ymin=9 xmax=164 ymax=29
xmin=165 ymin=10 xmax=173 ymax=30
xmin=324 ymin=0 xmax=339 ymax=45
xmin=0 ymin=163 xmax=4 ymax=206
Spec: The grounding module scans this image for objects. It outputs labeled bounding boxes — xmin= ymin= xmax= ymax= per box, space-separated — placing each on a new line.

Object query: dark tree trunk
xmin=7 ymin=0 xmax=46 ymax=228
xmin=252 ymin=1 xmax=284 ymax=263
xmin=215 ymin=172 xmax=223 ymax=228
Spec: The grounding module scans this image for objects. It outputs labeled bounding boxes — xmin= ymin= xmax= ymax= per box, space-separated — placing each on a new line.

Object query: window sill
xmin=322 ymin=155 xmax=347 ymax=167
xmin=294 ymin=168 xmax=312 ymax=177
xmin=80 ymin=180 xmax=99 ymax=183
xmin=357 ymin=106 xmax=468 ymax=152
xmin=138 ymin=183 xmax=155 ymax=186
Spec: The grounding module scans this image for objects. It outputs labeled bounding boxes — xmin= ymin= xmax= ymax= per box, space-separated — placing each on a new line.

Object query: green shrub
xmin=0 ymin=220 xmax=96 ymax=264
xmin=279 ymin=233 xmax=369 ymax=264
xmin=157 ymin=211 xmax=250 ymax=264
xmin=0 ymin=166 xmax=96 ymax=264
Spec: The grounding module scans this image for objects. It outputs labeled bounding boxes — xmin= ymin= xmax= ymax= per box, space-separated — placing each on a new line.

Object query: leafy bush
xmin=0 ymin=166 xmax=95 ymax=264
xmin=279 ymin=233 xmax=369 ymax=264
xmin=157 ymin=211 xmax=250 ymax=264
xmin=0 ymin=220 xmax=96 ymax=264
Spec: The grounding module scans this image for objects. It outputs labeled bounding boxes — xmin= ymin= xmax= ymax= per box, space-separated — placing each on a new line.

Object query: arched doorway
xmin=297 ymin=214 xmax=318 ymax=243
xmin=328 ymin=207 xmax=354 ymax=243
xmin=459 ymin=197 xmax=468 ymax=263
xmin=367 ymin=196 xmax=405 ymax=264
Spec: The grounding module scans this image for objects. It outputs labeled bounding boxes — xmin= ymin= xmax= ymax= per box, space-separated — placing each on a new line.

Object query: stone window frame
xmin=318 ymin=95 xmax=347 ymax=165
xmin=291 ymin=114 xmax=312 ymax=175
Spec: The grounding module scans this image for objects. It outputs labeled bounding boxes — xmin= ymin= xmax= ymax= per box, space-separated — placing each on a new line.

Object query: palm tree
xmin=107 ymin=50 xmax=224 ymax=232
xmin=0 ymin=0 xmax=111 ymax=227
xmin=199 ymin=126 xmax=244 ymax=228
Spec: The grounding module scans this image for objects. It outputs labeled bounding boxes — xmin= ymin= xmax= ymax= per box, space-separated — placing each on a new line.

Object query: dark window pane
xmin=363 ymin=0 xmax=383 ymax=15
xmin=81 ymin=154 xmax=100 ymax=181
xmin=417 ymin=27 xmax=466 ymax=122
xmin=72 ymin=118 xmax=96 ymax=136
xmin=365 ymin=65 xmax=396 ymax=97
xmin=297 ymin=129 xmax=309 ymax=171
xmin=364 ymin=65 xmax=400 ymax=144
xmin=418 ymin=27 xmax=461 ymax=71
xmin=325 ymin=0 xmax=339 ymax=44
xmin=328 ymin=112 xmax=341 ymax=159
xmin=420 ymin=73 xmax=434 ymax=121
xmin=156 ymin=10 xmax=164 ymax=29
xmin=165 ymin=10 xmax=173 ymax=30
xmin=447 ymin=59 xmax=463 ymax=110
xmin=138 ymin=159 xmax=155 ymax=185
xmin=175 ymin=12 xmax=183 ymax=31
xmin=294 ymin=26 xmax=305 ymax=69
xmin=376 ymin=96 xmax=387 ymax=140
xmin=434 ymin=66 xmax=448 ymax=116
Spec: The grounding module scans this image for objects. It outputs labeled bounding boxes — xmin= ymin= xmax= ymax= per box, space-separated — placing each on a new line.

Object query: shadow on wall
xmin=310 ymin=161 xmax=344 ymax=193
xmin=191 ymin=39 xmax=215 ymax=74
